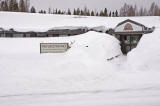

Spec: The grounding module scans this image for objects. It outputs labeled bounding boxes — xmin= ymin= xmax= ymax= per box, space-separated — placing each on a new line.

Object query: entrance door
xmin=120 ymin=34 xmax=142 ymax=54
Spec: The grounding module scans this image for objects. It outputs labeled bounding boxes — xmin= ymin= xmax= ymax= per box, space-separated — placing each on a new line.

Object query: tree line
xmin=0 ymin=0 xmax=36 ymax=13
xmin=120 ymin=2 xmax=160 ymax=16
xmin=0 ymin=0 xmax=160 ymax=17
xmin=42 ymin=7 xmax=119 ymax=17
xmin=42 ymin=2 xmax=160 ymax=17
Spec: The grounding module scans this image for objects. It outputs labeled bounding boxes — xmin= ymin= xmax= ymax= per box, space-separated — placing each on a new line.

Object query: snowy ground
xmin=0 ymin=11 xmax=160 ymax=31
xmin=0 ymin=12 xmax=160 ymax=106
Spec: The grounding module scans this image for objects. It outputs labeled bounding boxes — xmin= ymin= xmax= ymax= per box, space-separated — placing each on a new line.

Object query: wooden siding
xmin=0 ymin=28 xmax=88 ymax=37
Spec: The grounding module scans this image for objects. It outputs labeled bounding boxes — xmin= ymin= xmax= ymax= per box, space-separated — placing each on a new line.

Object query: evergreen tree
xmin=48 ymin=7 xmax=51 ymax=14
xmin=87 ymin=10 xmax=90 ymax=16
xmin=24 ymin=0 xmax=29 ymax=12
xmin=112 ymin=11 xmax=115 ymax=17
xmin=55 ymin=8 xmax=57 ymax=14
xmin=139 ymin=7 xmax=144 ymax=16
xmin=128 ymin=5 xmax=135 ymax=16
xmin=80 ymin=9 xmax=84 ymax=15
xmin=39 ymin=9 xmax=46 ymax=14
xmin=58 ymin=9 xmax=61 ymax=14
xmin=99 ymin=10 xmax=104 ymax=16
xmin=109 ymin=11 xmax=111 ymax=17
xmin=73 ymin=9 xmax=76 ymax=15
xmin=0 ymin=1 xmax=1 ymax=11
xmin=104 ymin=8 xmax=108 ymax=16
xmin=1 ymin=0 xmax=9 ymax=11
xmin=119 ymin=3 xmax=129 ymax=16
xmin=115 ymin=10 xmax=118 ymax=17
xmin=19 ymin=0 xmax=26 ymax=12
xmin=154 ymin=4 xmax=160 ymax=16
xmin=52 ymin=8 xmax=55 ymax=14
xmin=43 ymin=10 xmax=46 ymax=14
xmin=0 ymin=1 xmax=5 ymax=11
xmin=13 ymin=0 xmax=19 ymax=11
xmin=61 ymin=11 xmax=65 ymax=14
xmin=149 ymin=2 xmax=155 ymax=16
xmin=30 ymin=6 xmax=36 ymax=13
xmin=143 ymin=8 xmax=148 ymax=16
xmin=67 ymin=8 xmax=71 ymax=15
xmin=39 ymin=10 xmax=43 ymax=13
xmin=134 ymin=5 xmax=138 ymax=16
xmin=76 ymin=8 xmax=80 ymax=15
xmin=91 ymin=11 xmax=95 ymax=16
xmin=5 ymin=0 xmax=9 ymax=11
xmin=96 ymin=12 xmax=99 ymax=16
xmin=83 ymin=6 xmax=88 ymax=16
xmin=9 ymin=0 xmax=14 ymax=11
xmin=9 ymin=0 xmax=19 ymax=11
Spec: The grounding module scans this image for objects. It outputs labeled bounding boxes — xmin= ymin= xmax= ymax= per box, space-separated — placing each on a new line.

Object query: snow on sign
xmin=40 ymin=43 xmax=69 ymax=53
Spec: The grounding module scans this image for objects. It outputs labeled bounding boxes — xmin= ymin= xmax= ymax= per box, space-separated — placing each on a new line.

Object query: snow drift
xmin=0 ymin=12 xmax=160 ymax=106
xmin=127 ymin=28 xmax=160 ymax=71
xmin=0 ymin=31 xmax=122 ymax=96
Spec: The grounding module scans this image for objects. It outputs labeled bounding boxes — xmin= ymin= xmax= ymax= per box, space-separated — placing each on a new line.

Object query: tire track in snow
xmin=0 ymin=86 xmax=160 ymax=98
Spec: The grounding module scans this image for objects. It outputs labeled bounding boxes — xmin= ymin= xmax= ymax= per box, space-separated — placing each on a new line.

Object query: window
xmin=115 ymin=35 xmax=120 ymax=40
xmin=131 ymin=36 xmax=139 ymax=44
xmin=126 ymin=46 xmax=131 ymax=52
xmin=124 ymin=36 xmax=130 ymax=44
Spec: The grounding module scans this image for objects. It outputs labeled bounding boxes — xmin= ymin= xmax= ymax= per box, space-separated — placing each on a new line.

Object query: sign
xmin=124 ymin=23 xmax=133 ymax=31
xmin=40 ymin=43 xmax=69 ymax=53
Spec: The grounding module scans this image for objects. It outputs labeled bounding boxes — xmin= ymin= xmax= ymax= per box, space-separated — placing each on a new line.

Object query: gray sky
xmin=30 ymin=0 xmax=160 ymax=12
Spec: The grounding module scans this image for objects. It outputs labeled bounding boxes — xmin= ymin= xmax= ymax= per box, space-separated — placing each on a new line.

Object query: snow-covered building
xmin=108 ymin=19 xmax=154 ymax=54
xmin=0 ymin=27 xmax=88 ymax=37
xmin=48 ymin=27 xmax=88 ymax=37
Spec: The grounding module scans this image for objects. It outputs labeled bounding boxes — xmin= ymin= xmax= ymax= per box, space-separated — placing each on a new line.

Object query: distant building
xmin=0 ymin=19 xmax=155 ymax=54
xmin=48 ymin=26 xmax=88 ymax=37
xmin=107 ymin=19 xmax=154 ymax=54
xmin=0 ymin=27 xmax=88 ymax=37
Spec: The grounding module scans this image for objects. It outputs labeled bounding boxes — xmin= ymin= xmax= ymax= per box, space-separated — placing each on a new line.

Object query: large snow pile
xmin=0 ymin=31 xmax=122 ymax=96
xmin=0 ymin=30 xmax=160 ymax=106
xmin=127 ymin=28 xmax=160 ymax=71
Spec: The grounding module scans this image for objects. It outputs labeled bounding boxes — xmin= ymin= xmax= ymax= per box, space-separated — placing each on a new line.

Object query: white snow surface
xmin=0 ymin=11 xmax=159 ymax=31
xmin=0 ymin=12 xmax=160 ymax=106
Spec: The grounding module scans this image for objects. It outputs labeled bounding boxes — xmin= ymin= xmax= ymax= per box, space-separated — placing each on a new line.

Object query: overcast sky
xmin=30 ymin=0 xmax=160 ymax=12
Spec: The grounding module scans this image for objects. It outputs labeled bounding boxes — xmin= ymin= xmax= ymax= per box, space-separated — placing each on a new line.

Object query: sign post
xmin=40 ymin=43 xmax=69 ymax=53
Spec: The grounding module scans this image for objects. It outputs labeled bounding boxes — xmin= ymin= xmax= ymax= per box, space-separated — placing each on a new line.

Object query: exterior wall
xmin=26 ymin=34 xmax=31 ymax=37
xmin=115 ymin=22 xmax=143 ymax=32
xmin=48 ymin=28 xmax=88 ymax=36
xmin=59 ymin=35 xmax=68 ymax=37
xmin=30 ymin=33 xmax=37 ymax=37
xmin=48 ymin=34 xmax=59 ymax=37
xmin=5 ymin=33 xmax=13 ymax=37
xmin=117 ymin=34 xmax=142 ymax=54
xmin=13 ymin=34 xmax=24 ymax=37
xmin=48 ymin=34 xmax=53 ymax=37
xmin=0 ymin=34 xmax=5 ymax=37
xmin=0 ymin=27 xmax=88 ymax=37
xmin=37 ymin=33 xmax=48 ymax=37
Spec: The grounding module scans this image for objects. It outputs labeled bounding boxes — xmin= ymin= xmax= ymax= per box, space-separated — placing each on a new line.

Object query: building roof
xmin=107 ymin=19 xmax=154 ymax=35
xmin=116 ymin=19 xmax=146 ymax=28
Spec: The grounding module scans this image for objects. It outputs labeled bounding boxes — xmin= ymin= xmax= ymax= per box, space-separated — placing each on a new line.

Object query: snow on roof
xmin=0 ymin=12 xmax=159 ymax=32
xmin=116 ymin=19 xmax=146 ymax=27
xmin=49 ymin=26 xmax=88 ymax=30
